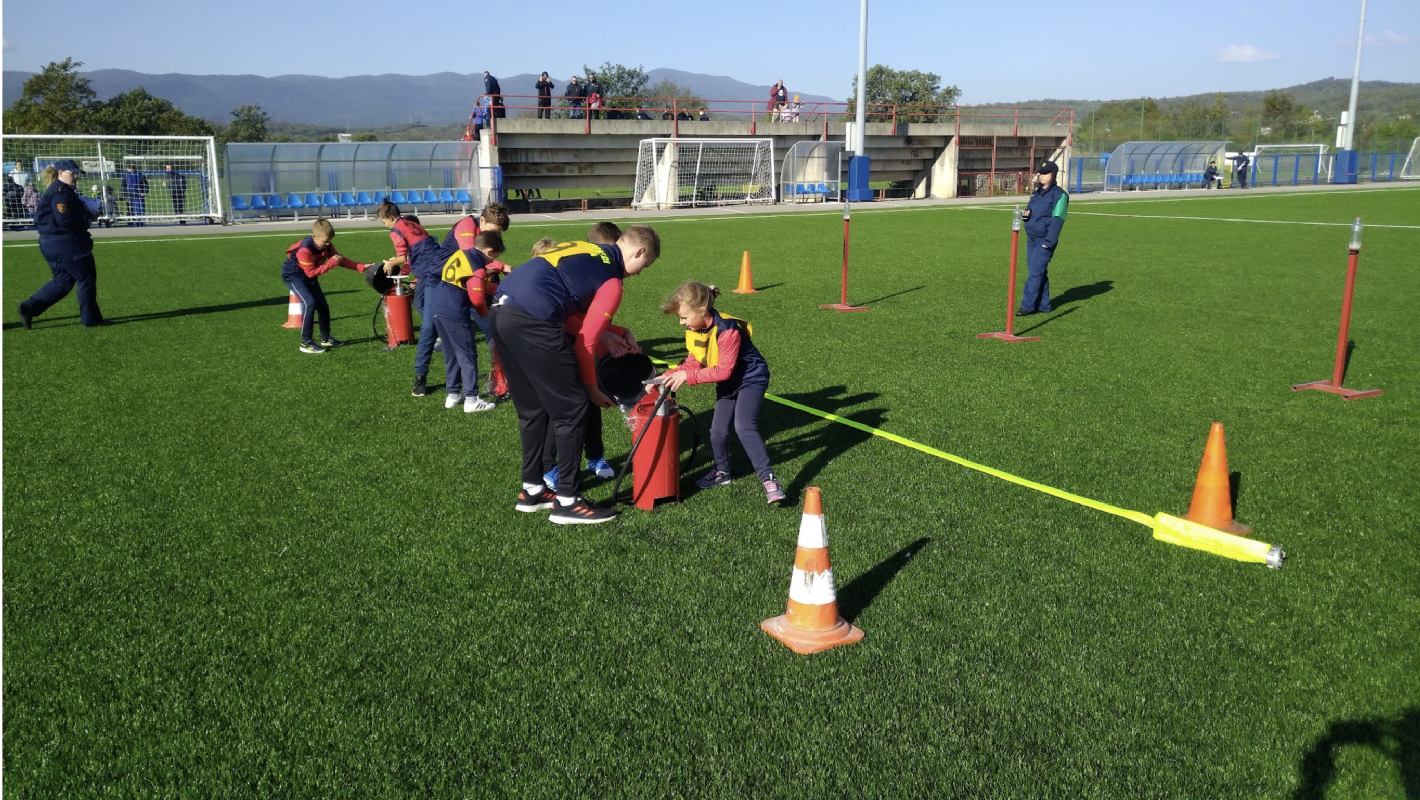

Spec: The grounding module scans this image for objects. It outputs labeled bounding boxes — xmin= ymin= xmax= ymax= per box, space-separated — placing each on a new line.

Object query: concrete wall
xmin=483 ymin=117 xmax=1068 ymax=202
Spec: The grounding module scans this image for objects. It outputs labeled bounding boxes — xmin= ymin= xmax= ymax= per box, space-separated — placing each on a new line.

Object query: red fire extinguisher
xmin=383 ymin=274 xmax=416 ymax=350
xmin=627 ymin=382 xmax=680 ymax=511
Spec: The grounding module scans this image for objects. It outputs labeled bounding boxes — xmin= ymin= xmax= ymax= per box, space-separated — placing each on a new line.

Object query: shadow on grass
xmin=3 ymin=290 xmax=361 ymax=331
xmin=838 ymin=537 xmax=931 ymax=624
xmin=762 ymin=385 xmax=885 ymax=504
xmin=1051 ymin=279 xmax=1114 ymax=307
xmin=1015 ymin=306 xmax=1078 ymax=335
xmin=855 ymin=284 xmax=926 ymax=306
xmin=744 ymin=282 xmax=785 ymax=292
xmin=1290 ymin=707 xmax=1419 ymax=800
xmin=672 ymin=385 xmax=883 ymax=506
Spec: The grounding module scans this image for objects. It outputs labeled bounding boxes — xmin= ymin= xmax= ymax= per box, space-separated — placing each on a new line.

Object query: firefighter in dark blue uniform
xmin=1017 ymin=159 xmax=1068 ymax=317
xmin=18 ymin=159 xmax=106 ymax=328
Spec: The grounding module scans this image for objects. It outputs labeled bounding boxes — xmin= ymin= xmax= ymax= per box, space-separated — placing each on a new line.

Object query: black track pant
xmin=491 ymin=303 xmax=590 ymax=497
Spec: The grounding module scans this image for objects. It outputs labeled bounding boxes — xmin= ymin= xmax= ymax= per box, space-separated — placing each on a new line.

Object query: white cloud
xmin=1217 ymin=43 xmax=1280 ymax=63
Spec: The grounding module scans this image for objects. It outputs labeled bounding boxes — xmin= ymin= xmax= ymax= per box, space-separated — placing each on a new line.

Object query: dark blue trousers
xmin=414 ymin=281 xmax=438 ymax=378
xmin=432 ymin=312 xmax=479 ymax=397
xmin=284 ymin=275 xmax=330 ymax=344
xmin=1019 ymin=237 xmax=1054 ymax=314
xmin=24 ymin=242 xmax=103 ymax=326
xmin=709 ymin=384 xmax=774 ymax=481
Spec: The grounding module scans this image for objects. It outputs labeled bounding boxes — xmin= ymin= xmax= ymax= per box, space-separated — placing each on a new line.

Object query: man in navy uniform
xmin=1016 ymin=159 xmax=1068 ymax=317
xmin=19 ymin=159 xmax=106 ymax=328
xmin=121 ymin=163 xmax=148 ymax=225
xmin=1231 ymin=151 xmax=1250 ymax=189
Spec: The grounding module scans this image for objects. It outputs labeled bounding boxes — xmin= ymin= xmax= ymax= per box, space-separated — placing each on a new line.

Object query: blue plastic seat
xmin=373 ymin=191 xmax=387 ymax=205
xmin=454 ymin=188 xmax=472 ymax=204
xmin=356 ymin=191 xmax=374 ymax=207
xmin=287 ymin=193 xmax=305 ymax=211
xmin=420 ymin=189 xmax=438 ymax=204
xmin=391 ymin=190 xmax=409 ymax=206
xmin=231 ymin=195 xmax=249 ymax=212
xmin=338 ymin=192 xmax=358 ymax=215
xmin=249 ymin=195 xmax=268 ymax=211
xmin=439 ymin=189 xmax=456 ymax=207
xmin=301 ymin=192 xmax=319 ymax=212
xmin=320 ymin=192 xmax=338 ymax=212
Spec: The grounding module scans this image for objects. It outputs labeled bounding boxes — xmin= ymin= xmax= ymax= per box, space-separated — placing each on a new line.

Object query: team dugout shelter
xmin=1102 ymin=140 xmax=1228 ymax=191
xmin=224 ymin=141 xmax=483 ymax=220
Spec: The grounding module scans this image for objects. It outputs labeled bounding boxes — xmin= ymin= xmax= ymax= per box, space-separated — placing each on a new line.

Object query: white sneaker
xmin=464 ymin=396 xmax=495 ymax=413
xmin=444 ymin=393 xmax=461 ymax=409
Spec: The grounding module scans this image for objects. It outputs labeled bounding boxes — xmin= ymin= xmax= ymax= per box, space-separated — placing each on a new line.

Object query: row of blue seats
xmin=231 ymin=189 xmax=473 ymax=215
xmin=785 ymin=182 xmax=839 ymax=199
xmin=1114 ymin=173 xmax=1210 ymax=188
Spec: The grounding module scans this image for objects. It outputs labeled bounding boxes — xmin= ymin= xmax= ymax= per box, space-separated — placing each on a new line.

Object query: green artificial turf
xmin=4 ymin=187 xmax=1418 ymax=798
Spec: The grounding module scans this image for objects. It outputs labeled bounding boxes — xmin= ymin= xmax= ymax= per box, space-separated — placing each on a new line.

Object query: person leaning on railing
xmin=565 ymin=76 xmax=585 ymax=119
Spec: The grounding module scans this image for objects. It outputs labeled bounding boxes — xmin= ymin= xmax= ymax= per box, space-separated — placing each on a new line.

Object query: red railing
xmin=469 ymin=94 xmax=1074 ymax=145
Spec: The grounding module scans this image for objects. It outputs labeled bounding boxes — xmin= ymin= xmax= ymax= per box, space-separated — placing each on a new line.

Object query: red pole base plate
xmin=976 ymin=331 xmax=1041 ymax=343
xmin=1291 ymin=380 xmax=1383 ymax=400
xmin=819 ymin=303 xmax=870 ymax=313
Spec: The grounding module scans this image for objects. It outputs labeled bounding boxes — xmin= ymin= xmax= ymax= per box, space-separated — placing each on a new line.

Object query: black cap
xmin=54 ymin=159 xmax=84 ymax=174
xmin=1037 ymin=160 xmax=1058 ymax=175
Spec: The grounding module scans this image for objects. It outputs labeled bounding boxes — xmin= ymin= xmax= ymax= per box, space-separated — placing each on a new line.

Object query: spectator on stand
xmin=783 ymin=95 xmax=802 ymax=122
xmin=483 ymin=71 xmax=505 ymax=118
xmin=565 ymin=76 xmax=585 ymax=119
xmin=535 ymin=72 xmax=555 ymax=119
xmin=770 ymin=80 xmax=788 ymax=120
xmin=585 ymin=73 xmax=604 ymax=120
xmin=698 ymin=108 xmax=710 ymax=121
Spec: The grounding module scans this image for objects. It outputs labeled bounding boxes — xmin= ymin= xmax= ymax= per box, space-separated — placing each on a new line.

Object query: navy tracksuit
xmin=22 ymin=180 xmax=104 ymax=326
xmin=1019 ymin=181 xmax=1069 ymax=314
xmin=424 ymin=245 xmax=488 ymax=398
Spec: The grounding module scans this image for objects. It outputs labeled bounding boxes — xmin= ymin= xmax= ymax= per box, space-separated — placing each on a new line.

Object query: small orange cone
xmin=733 ymin=250 xmax=757 ymax=294
xmin=761 ymin=487 xmax=865 ymax=654
xmin=1184 ymin=422 xmax=1251 ymax=535
xmin=281 ymin=291 xmax=303 ymax=329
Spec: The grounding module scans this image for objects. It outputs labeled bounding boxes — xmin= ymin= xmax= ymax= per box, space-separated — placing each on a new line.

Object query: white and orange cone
xmin=281 ymin=291 xmax=303 ymax=329
xmin=760 ymin=486 xmax=864 ymax=655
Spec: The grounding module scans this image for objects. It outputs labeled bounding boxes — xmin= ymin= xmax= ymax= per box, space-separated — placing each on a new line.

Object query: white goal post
xmin=632 ymin=138 xmax=775 ymax=210
xmin=1 ymin=134 xmax=223 ymax=227
xmin=1401 ymin=137 xmax=1420 ymax=180
xmin=1251 ymin=143 xmax=1332 ymax=183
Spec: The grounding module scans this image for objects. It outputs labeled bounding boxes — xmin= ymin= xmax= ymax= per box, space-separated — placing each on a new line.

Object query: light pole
xmin=1335 ymin=0 xmax=1367 ymax=182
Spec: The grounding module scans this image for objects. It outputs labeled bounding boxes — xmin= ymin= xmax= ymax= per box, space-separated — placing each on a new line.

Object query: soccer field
xmin=4 ymin=187 xmax=1418 ymax=798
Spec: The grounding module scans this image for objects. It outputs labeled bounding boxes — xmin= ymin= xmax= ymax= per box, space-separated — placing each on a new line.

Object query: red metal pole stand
xmin=978 ymin=209 xmax=1039 ymax=342
xmin=821 ymin=203 xmax=868 ymax=312
xmin=1292 ymin=242 xmax=1381 ymax=400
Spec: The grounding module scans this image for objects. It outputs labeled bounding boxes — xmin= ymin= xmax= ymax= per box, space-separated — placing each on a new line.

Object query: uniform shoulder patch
xmin=55 ymin=202 xmax=67 ymax=214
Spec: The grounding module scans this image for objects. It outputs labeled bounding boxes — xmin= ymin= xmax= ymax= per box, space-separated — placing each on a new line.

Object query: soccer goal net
xmin=1252 ymin=143 xmax=1332 ymax=185
xmin=632 ymin=138 xmax=775 ymax=210
xmin=1400 ymin=137 xmax=1420 ymax=180
xmin=0 ymin=135 xmax=222 ymax=227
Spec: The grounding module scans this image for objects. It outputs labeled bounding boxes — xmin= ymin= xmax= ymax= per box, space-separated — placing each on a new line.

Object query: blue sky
xmin=3 ymin=0 xmax=1417 ymax=103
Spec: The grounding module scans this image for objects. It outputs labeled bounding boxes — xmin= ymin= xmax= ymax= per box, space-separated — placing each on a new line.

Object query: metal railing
xmin=467 ymin=94 xmax=1075 ymax=146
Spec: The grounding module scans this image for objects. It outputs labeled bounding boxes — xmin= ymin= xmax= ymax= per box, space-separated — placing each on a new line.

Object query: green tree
xmin=643 ymin=80 xmax=704 ymax=117
xmin=1169 ymin=94 xmax=1229 ymax=140
xmin=1261 ymin=90 xmax=1306 ymax=141
xmin=4 ymin=57 xmax=99 ymax=134
xmin=848 ymin=65 xmax=961 ymax=123
xmin=95 ymin=88 xmax=214 ymax=136
xmin=227 ymin=104 xmax=270 ymax=142
xmin=585 ymin=62 xmax=649 ymax=112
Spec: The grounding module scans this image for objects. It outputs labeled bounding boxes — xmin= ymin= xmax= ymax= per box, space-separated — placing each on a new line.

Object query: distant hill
xmin=1 ymin=68 xmax=839 ymax=128
xmin=1003 ymin=78 xmax=1420 ymax=119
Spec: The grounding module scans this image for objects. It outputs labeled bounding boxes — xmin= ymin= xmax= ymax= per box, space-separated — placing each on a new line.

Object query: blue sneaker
xmin=588 ymin=457 xmax=615 ymax=479
xmin=543 ymin=466 xmax=559 ymax=491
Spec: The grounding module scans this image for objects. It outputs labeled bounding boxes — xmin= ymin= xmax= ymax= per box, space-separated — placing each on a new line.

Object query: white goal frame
xmin=1400 ymin=137 xmax=1420 ymax=180
xmin=1252 ymin=143 xmax=1332 ymax=184
xmin=1 ymin=134 xmax=223 ymax=226
xmin=632 ymin=138 xmax=775 ymax=210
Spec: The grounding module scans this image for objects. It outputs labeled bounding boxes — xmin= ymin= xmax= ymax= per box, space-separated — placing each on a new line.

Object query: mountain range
xmin=1 ymin=68 xmax=841 ymax=128
xmin=4 ymin=68 xmax=1415 ymax=129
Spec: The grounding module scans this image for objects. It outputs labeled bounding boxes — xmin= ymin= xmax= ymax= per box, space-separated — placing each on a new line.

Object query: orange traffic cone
xmin=1184 ymin=422 xmax=1251 ymax=534
xmin=733 ymin=250 xmax=757 ymax=294
xmin=761 ymin=487 xmax=865 ymax=654
xmin=281 ymin=291 xmax=303 ymax=329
